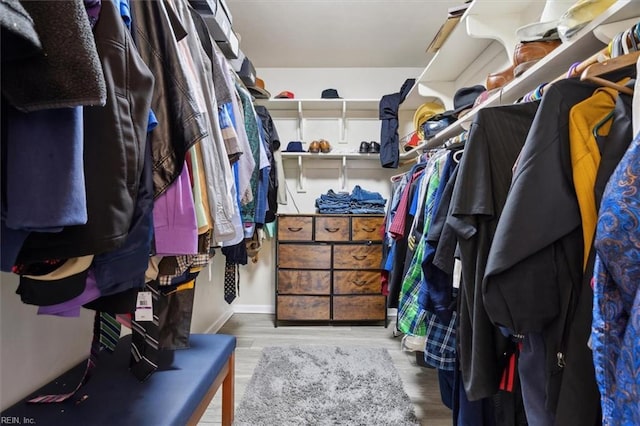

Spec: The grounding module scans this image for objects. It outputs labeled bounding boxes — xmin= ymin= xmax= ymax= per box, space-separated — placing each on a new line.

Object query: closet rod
xmin=398 ymin=117 xmax=467 ymax=162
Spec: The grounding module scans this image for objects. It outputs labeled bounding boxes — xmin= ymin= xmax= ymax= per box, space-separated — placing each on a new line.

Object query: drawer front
xmin=334 ymin=271 xmax=381 ymax=294
xmin=278 ymin=244 xmax=331 ymax=269
xmin=277 ymin=296 xmax=330 ymax=320
xmin=278 ymin=216 xmax=313 ymax=241
xmin=332 ymin=295 xmax=386 ymax=321
xmin=278 ymin=270 xmax=331 ymax=294
xmin=333 ymin=244 xmax=382 ymax=269
xmin=315 ymin=217 xmax=349 ymax=242
xmin=351 ymin=217 xmax=384 ymax=241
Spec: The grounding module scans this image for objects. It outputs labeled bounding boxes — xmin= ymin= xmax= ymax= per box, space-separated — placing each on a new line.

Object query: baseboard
xmin=228 ymin=305 xmax=396 ymax=317
xmin=203 ymin=309 xmax=235 ymax=334
xmin=211 ymin=305 xmax=395 ymax=322
xmin=232 ymin=304 xmax=275 ymax=314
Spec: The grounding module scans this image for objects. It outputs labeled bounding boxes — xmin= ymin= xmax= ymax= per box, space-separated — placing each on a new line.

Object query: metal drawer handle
xmin=362 ymin=227 xmax=376 ymax=232
xmin=287 ymin=227 xmax=303 ymax=232
xmin=352 ymin=280 xmax=368 ymax=286
xmin=325 ymin=227 xmax=340 ymax=233
xmin=352 ymin=255 xmax=367 ymax=261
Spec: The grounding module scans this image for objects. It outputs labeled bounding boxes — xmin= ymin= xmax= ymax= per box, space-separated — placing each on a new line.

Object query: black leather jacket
xmin=130 ymin=0 xmax=209 ymax=198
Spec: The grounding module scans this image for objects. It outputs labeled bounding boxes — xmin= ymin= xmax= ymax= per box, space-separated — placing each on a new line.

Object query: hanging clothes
xmin=255 ymin=105 xmax=283 ymax=222
xmin=379 ymin=78 xmax=415 ymax=168
xmin=385 ymin=162 xmax=427 ymax=308
xmin=591 ymin=120 xmax=640 ymax=426
xmin=418 ymin=151 xmax=459 ymax=373
xmin=421 ymin=151 xmax=458 ymax=325
xmin=568 ymin=84 xmax=625 ymax=269
xmin=1 ymin=0 xmax=106 ymax=112
xmin=482 ymin=75 xmax=639 ymax=426
xmin=449 ymin=101 xmax=540 ymax=402
xmin=253 ymin=113 xmax=272 ymax=226
xmin=130 ymin=0 xmax=208 ymax=198
xmin=236 ymin=84 xmax=263 ymax=223
xmin=397 ymin=150 xmax=447 ymax=336
xmin=170 ymin=0 xmax=240 ymax=244
xmin=15 ymin=0 xmax=155 ymax=262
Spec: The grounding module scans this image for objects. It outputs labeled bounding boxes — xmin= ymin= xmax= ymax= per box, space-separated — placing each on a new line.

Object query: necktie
xmin=99 ymin=312 xmax=121 ymax=352
xmin=27 ymin=310 xmax=121 ymax=403
xmin=221 ymin=242 xmax=247 ymax=304
xmin=223 ymin=258 xmax=238 ymax=304
xmin=129 ymin=282 xmax=160 ymax=381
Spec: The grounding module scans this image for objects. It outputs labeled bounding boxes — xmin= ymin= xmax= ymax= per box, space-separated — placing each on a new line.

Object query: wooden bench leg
xmin=222 ymin=352 xmax=235 ymax=426
xmin=186 ymin=351 xmax=236 ymax=426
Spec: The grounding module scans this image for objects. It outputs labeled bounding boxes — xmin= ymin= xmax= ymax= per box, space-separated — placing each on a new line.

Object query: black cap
xmin=15 ymin=255 xmax=94 ymax=306
xmin=321 ymin=89 xmax=341 ymax=99
xmin=17 ymin=269 xmax=88 ymax=306
xmin=442 ymin=84 xmax=486 ymax=118
xmin=453 ymin=85 xmax=486 ymax=114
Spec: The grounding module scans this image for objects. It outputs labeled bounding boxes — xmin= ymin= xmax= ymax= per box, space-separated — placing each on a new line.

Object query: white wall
xmin=257 ymin=67 xmax=423 ymax=100
xmin=0 ymin=273 xmax=93 ymax=408
xmin=191 ymin=256 xmax=234 ymax=332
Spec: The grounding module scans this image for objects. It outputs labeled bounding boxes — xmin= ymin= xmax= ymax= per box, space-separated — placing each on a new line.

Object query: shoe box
xmin=190 ymin=0 xmax=240 ymax=59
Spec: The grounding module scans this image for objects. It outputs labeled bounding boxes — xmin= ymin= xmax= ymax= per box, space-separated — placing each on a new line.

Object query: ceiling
xmin=225 ymin=0 xmax=466 ymax=68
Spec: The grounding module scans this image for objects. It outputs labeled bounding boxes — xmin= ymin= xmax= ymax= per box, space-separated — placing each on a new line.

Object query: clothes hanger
xmin=580 ymin=50 xmax=639 ymax=96
xmin=390 ymin=172 xmax=406 ymax=182
xmin=592 ymin=110 xmax=614 ymax=139
xmin=542 ymin=23 xmax=640 ymax=95
xmin=394 ymin=156 xmax=429 ymax=178
xmin=452 ymin=149 xmax=464 ymax=164
xmin=542 ymin=47 xmax=610 ymax=94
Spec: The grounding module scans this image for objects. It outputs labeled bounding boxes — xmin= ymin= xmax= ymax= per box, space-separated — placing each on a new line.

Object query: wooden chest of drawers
xmin=275 ymin=214 xmax=387 ymax=326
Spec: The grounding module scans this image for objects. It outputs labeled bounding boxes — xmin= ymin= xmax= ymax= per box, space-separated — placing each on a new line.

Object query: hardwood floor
xmin=199 ymin=313 xmax=452 ymax=426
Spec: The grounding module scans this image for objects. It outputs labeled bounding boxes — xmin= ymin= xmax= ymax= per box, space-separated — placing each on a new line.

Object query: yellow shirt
xmin=188 ymin=142 xmax=212 ymax=234
xmin=568 ymin=82 xmax=627 ymax=270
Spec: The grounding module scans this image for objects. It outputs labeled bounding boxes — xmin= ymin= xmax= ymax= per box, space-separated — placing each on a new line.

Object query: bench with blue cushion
xmin=1 ymin=333 xmax=236 ymax=426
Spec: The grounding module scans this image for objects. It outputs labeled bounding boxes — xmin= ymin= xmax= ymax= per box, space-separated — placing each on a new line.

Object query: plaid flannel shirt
xmin=423 ymin=309 xmax=457 ymax=371
xmin=397 ymin=154 xmax=444 ymax=335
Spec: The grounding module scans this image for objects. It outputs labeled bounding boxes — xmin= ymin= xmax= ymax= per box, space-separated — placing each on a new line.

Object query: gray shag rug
xmin=234 ymin=345 xmax=420 ymax=425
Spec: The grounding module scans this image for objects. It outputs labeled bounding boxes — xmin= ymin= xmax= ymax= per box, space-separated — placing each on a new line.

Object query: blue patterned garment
xmin=591 ymin=131 xmax=640 ymax=426
xmin=423 ymin=310 xmax=457 ymax=371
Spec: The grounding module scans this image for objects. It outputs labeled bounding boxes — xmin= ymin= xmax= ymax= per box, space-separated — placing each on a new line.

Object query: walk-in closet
xmin=1 ymin=1 xmax=640 ymax=425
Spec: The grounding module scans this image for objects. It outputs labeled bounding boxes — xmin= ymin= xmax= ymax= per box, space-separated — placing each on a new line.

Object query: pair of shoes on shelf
xmin=309 ymin=139 xmax=331 ymax=153
xmin=486 ymin=39 xmax=562 ymax=90
xmin=359 ymin=141 xmax=380 ymax=153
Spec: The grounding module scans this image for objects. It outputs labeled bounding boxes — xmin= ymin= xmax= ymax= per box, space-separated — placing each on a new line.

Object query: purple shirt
xmin=84 ymin=0 xmax=101 ymax=28
xmin=153 ymin=162 xmax=198 ymax=256
xmin=37 ymin=270 xmax=100 ymax=317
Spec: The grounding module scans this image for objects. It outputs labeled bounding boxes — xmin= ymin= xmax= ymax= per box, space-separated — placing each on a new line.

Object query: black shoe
xmin=368 ymin=141 xmax=380 ymax=153
xmin=359 ymin=141 xmax=371 ymax=153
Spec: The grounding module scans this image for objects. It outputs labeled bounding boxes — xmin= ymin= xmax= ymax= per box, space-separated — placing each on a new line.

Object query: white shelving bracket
xmin=465 ymin=13 xmax=528 ymax=62
xmin=340 ymin=156 xmax=347 ymax=191
xmin=417 ymin=81 xmax=456 ymax=108
xmin=297 ymin=101 xmax=304 ymax=141
xmin=296 ymin=155 xmax=306 ymax=193
xmin=340 ymin=101 xmax=347 ymax=143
